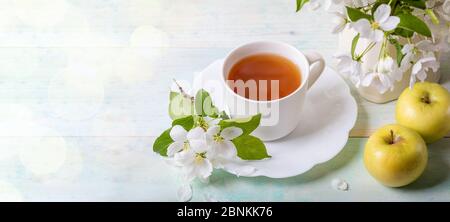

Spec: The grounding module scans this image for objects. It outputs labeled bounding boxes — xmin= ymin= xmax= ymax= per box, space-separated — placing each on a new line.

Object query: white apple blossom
xmin=206 ymin=126 xmax=243 ymax=166
xmin=436 ymin=0 xmax=450 ymax=21
xmin=173 ymin=146 xmax=213 ymax=182
xmin=177 ymin=183 xmax=193 ymax=202
xmin=410 ymin=52 xmax=440 ymax=88
xmin=165 ymin=126 xmax=214 ymax=182
xmin=352 ymin=4 xmax=400 ymax=42
xmin=167 ymin=126 xmax=208 ymax=157
xmin=331 ymin=9 xmax=348 ymax=34
xmin=400 ymin=44 xmax=416 ymax=72
xmin=334 ymin=53 xmax=363 ymax=87
xmin=197 ymin=116 xmax=221 ymax=131
xmin=362 ymin=56 xmax=401 ymax=94
xmin=400 ymin=38 xmax=446 ymax=74
xmin=168 ymin=126 xmax=213 ymax=181
xmin=400 ymin=40 xmax=431 ymax=72
xmin=308 ymin=0 xmax=322 ymax=10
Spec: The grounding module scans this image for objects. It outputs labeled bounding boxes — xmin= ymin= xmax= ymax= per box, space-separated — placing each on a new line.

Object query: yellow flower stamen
xmin=197 ymin=117 xmax=208 ymax=131
xmin=371 ymin=22 xmax=380 ymax=30
xmin=183 ymin=141 xmax=190 ymax=151
xmin=213 ymin=134 xmax=224 ymax=143
xmin=195 ymin=152 xmax=207 ymax=164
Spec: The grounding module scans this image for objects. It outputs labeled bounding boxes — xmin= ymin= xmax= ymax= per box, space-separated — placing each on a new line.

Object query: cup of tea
xmin=222 ymin=41 xmax=325 ymax=141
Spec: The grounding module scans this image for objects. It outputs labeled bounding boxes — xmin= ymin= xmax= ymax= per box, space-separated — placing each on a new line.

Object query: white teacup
xmin=222 ymin=41 xmax=325 ymax=141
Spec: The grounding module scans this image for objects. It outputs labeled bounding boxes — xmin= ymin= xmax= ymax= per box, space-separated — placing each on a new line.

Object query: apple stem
xmin=421 ymin=94 xmax=431 ymax=104
xmin=389 ymin=130 xmax=395 ymax=145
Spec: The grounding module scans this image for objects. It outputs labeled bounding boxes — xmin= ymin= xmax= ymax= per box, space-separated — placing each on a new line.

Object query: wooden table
xmin=0 ymin=0 xmax=448 ymax=201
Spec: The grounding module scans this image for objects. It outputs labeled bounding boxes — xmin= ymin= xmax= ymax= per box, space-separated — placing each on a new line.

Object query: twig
xmin=173 ymin=79 xmax=194 ymax=101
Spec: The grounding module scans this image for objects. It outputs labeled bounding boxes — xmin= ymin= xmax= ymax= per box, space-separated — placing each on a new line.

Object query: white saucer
xmin=193 ymin=59 xmax=358 ymax=178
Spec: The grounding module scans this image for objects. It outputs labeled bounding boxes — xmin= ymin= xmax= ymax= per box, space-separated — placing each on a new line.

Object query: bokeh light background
xmin=0 ymin=0 xmax=353 ymax=201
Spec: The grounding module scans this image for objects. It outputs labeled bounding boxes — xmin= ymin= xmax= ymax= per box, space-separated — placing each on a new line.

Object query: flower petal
xmin=362 ymin=73 xmax=377 ymax=87
xmin=352 ymin=19 xmax=371 ymax=38
xmin=167 ymin=141 xmax=185 ymax=157
xmin=380 ymin=16 xmax=400 ymax=31
xmin=416 ymin=40 xmax=435 ymax=51
xmin=331 ymin=12 xmax=346 ymax=33
xmin=208 ymin=117 xmax=221 ymax=126
xmin=378 ymin=73 xmax=393 ymax=92
xmin=194 ymin=158 xmax=213 ymax=180
xmin=170 ymin=125 xmax=187 ymax=141
xmin=409 ymin=74 xmax=416 ymax=88
xmin=416 ymin=70 xmax=427 ymax=81
xmin=174 ymin=149 xmax=195 ymax=166
xmin=177 ymin=184 xmax=193 ymax=202
xmin=308 ymin=0 xmax=321 ymax=10
xmin=412 ymin=62 xmax=423 ymax=75
xmin=221 ymin=127 xmax=243 ymax=140
xmin=187 ymin=127 xmax=205 ymax=140
xmin=224 ymin=165 xmax=257 ymax=177
xmin=190 ymin=139 xmax=208 ymax=153
xmin=206 ymin=125 xmax=220 ymax=136
xmin=401 ymin=44 xmax=414 ymax=55
xmin=372 ymin=29 xmax=384 ymax=42
xmin=374 ymin=4 xmax=391 ymax=24
xmin=220 ymin=141 xmax=238 ymax=158
xmin=332 ymin=23 xmax=346 ymax=34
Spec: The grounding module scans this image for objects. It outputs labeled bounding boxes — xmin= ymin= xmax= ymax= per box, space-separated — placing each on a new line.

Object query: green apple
xmin=396 ymin=82 xmax=450 ymax=143
xmin=364 ymin=124 xmax=428 ymax=187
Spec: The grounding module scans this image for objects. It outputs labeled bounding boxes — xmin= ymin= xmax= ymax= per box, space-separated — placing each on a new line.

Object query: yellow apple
xmin=395 ymin=82 xmax=450 ymax=143
xmin=364 ymin=124 xmax=428 ymax=187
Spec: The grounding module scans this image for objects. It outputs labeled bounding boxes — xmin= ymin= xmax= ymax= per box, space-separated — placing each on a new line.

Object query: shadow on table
xmin=277 ymin=138 xmax=363 ymax=185
xmin=404 ymin=139 xmax=449 ymax=190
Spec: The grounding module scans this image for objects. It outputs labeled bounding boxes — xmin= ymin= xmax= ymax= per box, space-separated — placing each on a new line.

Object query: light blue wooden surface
xmin=0 ymin=0 xmax=448 ymax=201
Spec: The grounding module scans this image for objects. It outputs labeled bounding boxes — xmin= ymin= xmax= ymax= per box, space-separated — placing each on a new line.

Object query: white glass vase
xmin=337 ymin=28 xmax=441 ymax=104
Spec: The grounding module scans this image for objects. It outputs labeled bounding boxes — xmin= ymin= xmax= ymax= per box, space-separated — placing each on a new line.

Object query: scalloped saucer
xmin=193 ymin=59 xmax=358 ymax=178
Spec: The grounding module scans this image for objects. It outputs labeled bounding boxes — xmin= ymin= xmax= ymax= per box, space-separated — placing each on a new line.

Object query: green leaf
xmin=346 ymin=7 xmax=371 ymax=22
xmin=296 ymin=0 xmax=309 ymax=12
xmin=194 ymin=89 xmax=218 ymax=117
xmin=402 ymin=0 xmax=426 ymax=9
xmin=396 ymin=13 xmax=432 ymax=37
xmin=172 ymin=115 xmax=194 ymax=131
xmin=169 ymin=92 xmax=194 ymax=120
xmin=232 ymin=135 xmax=271 ymax=160
xmin=218 ymin=114 xmax=261 ymax=135
xmin=394 ymin=28 xmax=414 ymax=38
xmin=153 ymin=129 xmax=173 ymax=157
xmin=351 ymin=34 xmax=360 ymax=59
xmin=388 ymin=38 xmax=404 ymax=67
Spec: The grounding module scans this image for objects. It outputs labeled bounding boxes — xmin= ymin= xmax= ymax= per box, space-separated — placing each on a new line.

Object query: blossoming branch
xmin=297 ymin=0 xmax=450 ymax=93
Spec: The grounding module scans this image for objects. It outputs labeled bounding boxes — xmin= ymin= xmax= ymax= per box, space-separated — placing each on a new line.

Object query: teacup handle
xmin=304 ymin=51 xmax=325 ymax=89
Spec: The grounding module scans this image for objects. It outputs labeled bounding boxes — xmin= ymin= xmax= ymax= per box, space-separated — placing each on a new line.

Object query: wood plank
xmin=193 ymin=138 xmax=450 ymax=201
xmin=2 ymin=137 xmax=448 ymax=201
